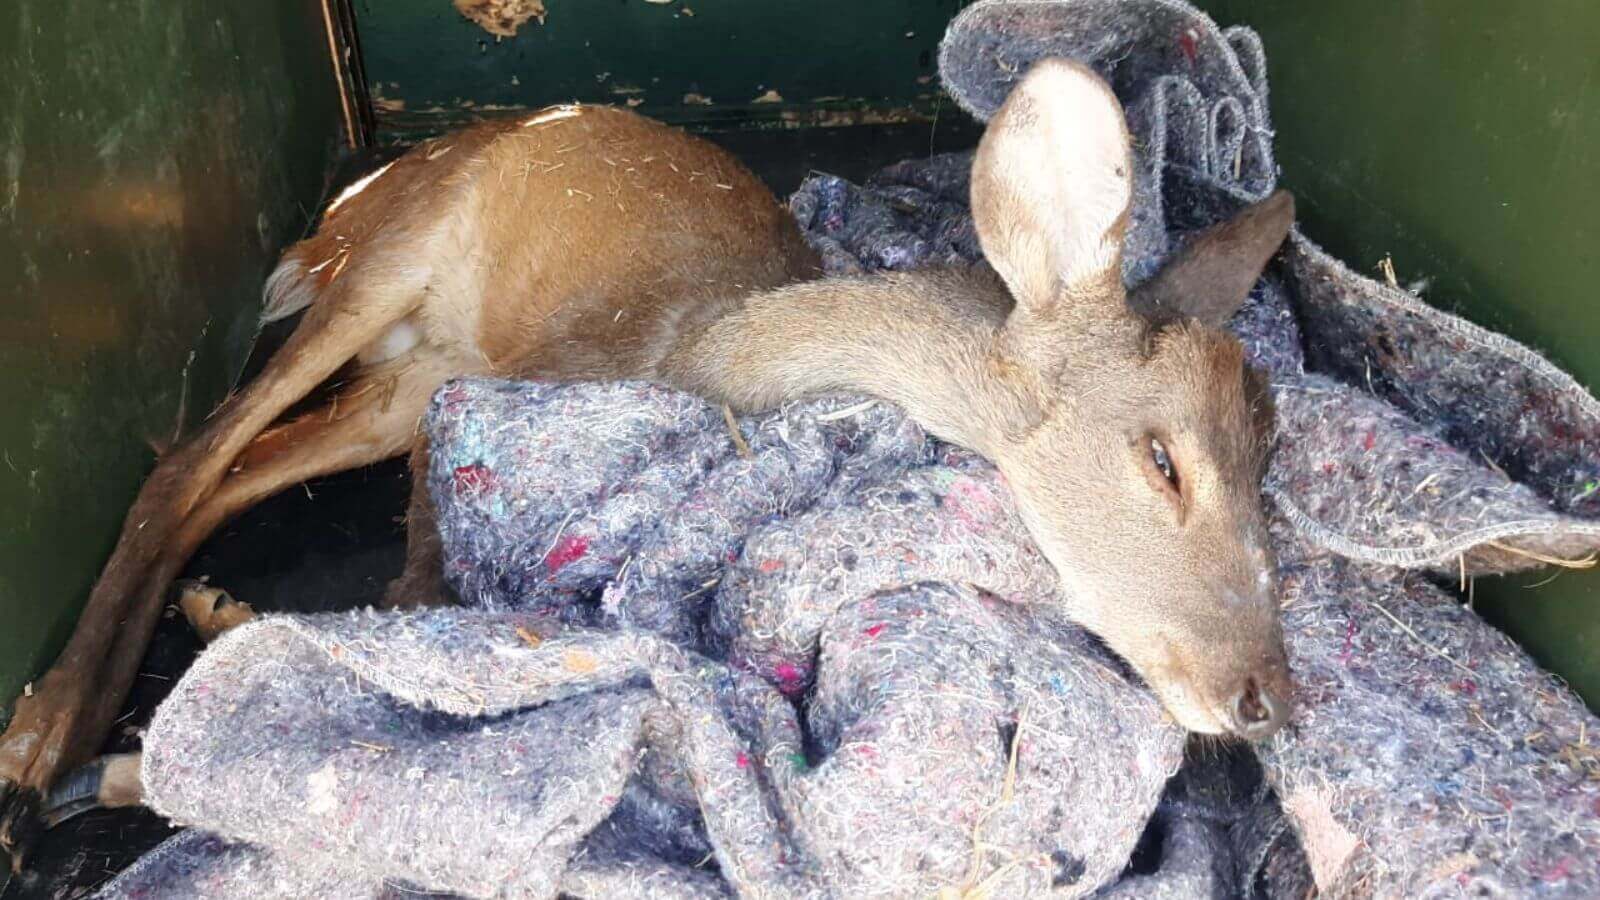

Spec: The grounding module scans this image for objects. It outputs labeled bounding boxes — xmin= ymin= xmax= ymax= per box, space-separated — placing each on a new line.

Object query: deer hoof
xmin=0 ymin=778 xmax=43 ymax=873
xmin=41 ymin=753 xmax=144 ymax=829
xmin=175 ymin=579 xmax=256 ymax=644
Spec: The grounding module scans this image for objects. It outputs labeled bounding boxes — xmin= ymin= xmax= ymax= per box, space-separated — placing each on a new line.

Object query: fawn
xmin=0 ymin=59 xmax=1293 ymax=863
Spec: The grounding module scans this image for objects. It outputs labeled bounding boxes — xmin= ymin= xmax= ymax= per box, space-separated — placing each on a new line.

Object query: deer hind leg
xmin=145 ymin=355 xmax=452 ymax=639
xmin=382 ymin=432 xmax=455 ymax=609
xmin=0 ymin=279 xmax=428 ymax=867
xmin=41 ymin=583 xmax=262 ymax=829
xmin=26 ymin=360 xmax=448 ymax=837
xmin=177 ymin=359 xmax=460 ymax=620
xmin=38 ymin=582 xmax=256 ymax=830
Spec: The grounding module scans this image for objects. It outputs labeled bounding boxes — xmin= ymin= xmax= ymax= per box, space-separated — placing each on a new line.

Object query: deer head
xmin=969 ymin=59 xmax=1295 ymax=739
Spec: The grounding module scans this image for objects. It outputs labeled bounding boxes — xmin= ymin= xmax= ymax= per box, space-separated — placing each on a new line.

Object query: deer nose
xmin=1229 ymin=677 xmax=1289 ymax=740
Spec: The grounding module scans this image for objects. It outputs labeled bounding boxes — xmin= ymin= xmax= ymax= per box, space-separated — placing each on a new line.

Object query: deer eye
xmin=1149 ymin=437 xmax=1177 ymax=487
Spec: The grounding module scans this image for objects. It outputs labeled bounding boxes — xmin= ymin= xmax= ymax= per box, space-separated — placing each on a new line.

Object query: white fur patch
xmin=260 ymin=258 xmax=316 ymax=324
xmin=325 ymin=159 xmax=398 ymax=217
xmin=522 ymin=105 xmax=582 ymax=127
xmin=358 ymin=316 xmax=424 ymax=365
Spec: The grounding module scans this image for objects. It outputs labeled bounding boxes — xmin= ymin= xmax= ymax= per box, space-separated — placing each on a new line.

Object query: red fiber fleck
xmin=1338 ymin=618 xmax=1358 ymax=665
xmin=863 ymin=624 xmax=886 ymax=639
xmin=1492 ymin=785 xmax=1513 ymax=810
xmin=1177 ymin=28 xmax=1199 ymax=64
xmin=1452 ymin=678 xmax=1478 ymax=696
xmin=772 ymin=661 xmax=808 ymax=697
xmin=543 ymin=534 xmax=590 ymax=573
xmin=1362 ymin=428 xmax=1376 ymax=451
xmin=759 ymin=559 xmax=784 ymax=574
xmin=947 ymin=477 xmax=1001 ymax=530
xmin=736 ymin=752 xmax=750 ymax=769
xmin=453 ymin=463 xmax=494 ymax=496
xmin=1541 ymin=856 xmax=1575 ymax=881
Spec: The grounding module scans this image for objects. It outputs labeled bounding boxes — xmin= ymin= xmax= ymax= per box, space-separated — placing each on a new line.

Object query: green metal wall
xmin=1201 ymin=0 xmax=1600 ymax=702
xmin=0 ymin=0 xmax=343 ymax=710
xmin=353 ymin=0 xmax=965 ymax=141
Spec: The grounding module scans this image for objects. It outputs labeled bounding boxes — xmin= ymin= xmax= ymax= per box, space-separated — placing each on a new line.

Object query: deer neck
xmin=653 ymin=267 xmax=1043 ymax=455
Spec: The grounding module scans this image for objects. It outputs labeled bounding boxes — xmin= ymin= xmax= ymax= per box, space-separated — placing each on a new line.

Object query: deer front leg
xmin=382 ymin=433 xmax=455 ymax=609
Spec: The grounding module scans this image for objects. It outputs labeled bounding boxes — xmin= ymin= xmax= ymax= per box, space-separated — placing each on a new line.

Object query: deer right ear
xmin=971 ymin=58 xmax=1134 ymax=321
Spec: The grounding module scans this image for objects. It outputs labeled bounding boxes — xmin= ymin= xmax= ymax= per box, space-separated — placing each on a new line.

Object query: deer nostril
xmin=1231 ymin=677 xmax=1288 ymax=740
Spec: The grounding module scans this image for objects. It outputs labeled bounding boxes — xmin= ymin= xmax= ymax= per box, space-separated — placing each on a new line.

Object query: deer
xmin=0 ymin=59 xmax=1295 ymax=865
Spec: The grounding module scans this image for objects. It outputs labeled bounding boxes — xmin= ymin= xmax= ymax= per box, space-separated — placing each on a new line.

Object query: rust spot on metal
xmin=452 ymin=0 xmax=547 ymax=37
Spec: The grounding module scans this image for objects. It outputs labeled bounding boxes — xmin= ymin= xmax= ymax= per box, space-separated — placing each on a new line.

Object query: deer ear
xmin=1129 ymin=190 xmax=1295 ymax=329
xmin=971 ymin=59 xmax=1133 ymax=319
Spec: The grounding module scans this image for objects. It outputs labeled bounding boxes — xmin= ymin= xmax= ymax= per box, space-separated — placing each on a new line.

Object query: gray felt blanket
xmin=104 ymin=1 xmax=1600 ymax=898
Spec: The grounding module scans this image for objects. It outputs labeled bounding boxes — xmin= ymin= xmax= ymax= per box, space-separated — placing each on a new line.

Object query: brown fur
xmin=660 ymin=61 xmax=1295 ymax=737
xmin=0 ymin=61 xmax=1295 ymax=863
xmin=0 ymin=104 xmax=819 ymax=863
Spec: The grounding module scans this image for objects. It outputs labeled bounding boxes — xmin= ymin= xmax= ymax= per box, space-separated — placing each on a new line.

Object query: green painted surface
xmin=1202 ymin=0 xmax=1600 ymax=702
xmin=354 ymin=0 xmax=966 ymax=140
xmin=0 ymin=0 xmax=342 ymax=710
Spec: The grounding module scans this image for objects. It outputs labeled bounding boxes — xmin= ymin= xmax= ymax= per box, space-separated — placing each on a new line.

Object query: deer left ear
xmin=1129 ymin=190 xmax=1295 ymax=329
